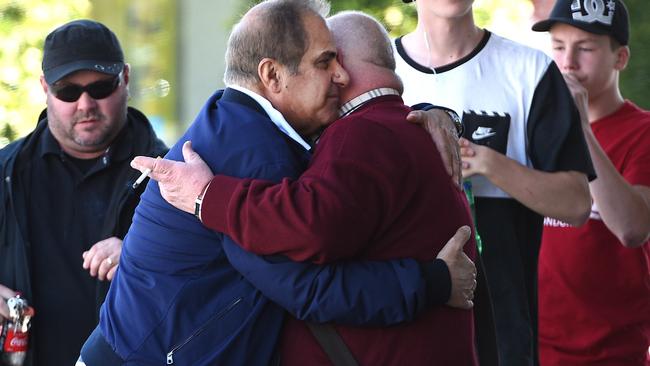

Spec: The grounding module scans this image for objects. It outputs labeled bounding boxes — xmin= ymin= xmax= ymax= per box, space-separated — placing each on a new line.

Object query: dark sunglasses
xmin=50 ymin=74 xmax=122 ymax=102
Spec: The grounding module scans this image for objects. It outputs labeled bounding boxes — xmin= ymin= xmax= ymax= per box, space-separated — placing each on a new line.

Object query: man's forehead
xmin=550 ymin=24 xmax=604 ymax=41
xmin=550 ymin=34 xmax=599 ymax=43
xmin=304 ymin=11 xmax=333 ymax=38
xmin=304 ymin=17 xmax=337 ymax=55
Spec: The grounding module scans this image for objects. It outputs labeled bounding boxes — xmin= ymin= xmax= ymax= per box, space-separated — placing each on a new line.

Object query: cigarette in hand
xmin=132 ymin=156 xmax=161 ymax=189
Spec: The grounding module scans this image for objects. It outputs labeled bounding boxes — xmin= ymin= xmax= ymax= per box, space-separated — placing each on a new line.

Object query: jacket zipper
xmin=166 ymin=297 xmax=242 ymax=365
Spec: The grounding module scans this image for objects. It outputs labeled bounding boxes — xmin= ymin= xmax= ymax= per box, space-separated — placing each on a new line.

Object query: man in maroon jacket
xmin=134 ymin=10 xmax=483 ymax=365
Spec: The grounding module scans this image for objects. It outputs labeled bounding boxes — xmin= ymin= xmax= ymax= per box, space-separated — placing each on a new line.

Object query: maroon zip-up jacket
xmin=201 ymin=95 xmax=478 ymax=365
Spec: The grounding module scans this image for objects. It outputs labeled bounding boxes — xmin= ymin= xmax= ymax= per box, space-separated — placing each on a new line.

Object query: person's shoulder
xmin=480 ymin=32 xmax=557 ymax=90
xmin=326 ymin=102 xmax=413 ymax=148
xmin=486 ymin=32 xmax=552 ymax=70
xmin=615 ymin=103 xmax=650 ymax=157
xmin=625 ymin=101 xmax=650 ymax=118
xmin=628 ymin=104 xmax=650 ymax=134
xmin=0 ymin=111 xmax=47 ymax=164
xmin=597 ymin=102 xmax=650 ymax=148
xmin=325 ymin=113 xmax=377 ymax=142
xmin=336 ymin=102 xmax=407 ymax=131
xmin=124 ymin=106 xmax=168 ymax=155
xmin=0 ymin=138 xmax=25 ymax=164
xmin=0 ymin=137 xmax=27 ymax=181
xmin=0 ymin=119 xmax=37 ymax=162
xmin=609 ymin=102 xmax=650 ymax=127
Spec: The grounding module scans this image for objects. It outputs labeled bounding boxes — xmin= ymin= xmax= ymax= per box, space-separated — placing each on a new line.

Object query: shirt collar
xmin=229 ymin=84 xmax=312 ymax=151
xmin=38 ymin=126 xmax=62 ymax=157
xmin=339 ymin=88 xmax=400 ymax=118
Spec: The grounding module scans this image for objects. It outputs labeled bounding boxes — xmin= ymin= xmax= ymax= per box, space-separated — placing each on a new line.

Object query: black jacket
xmin=0 ymin=107 xmax=167 ymax=365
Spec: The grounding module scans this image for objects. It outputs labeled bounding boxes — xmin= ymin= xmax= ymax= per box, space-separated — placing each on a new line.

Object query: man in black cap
xmin=532 ymin=1 xmax=650 ymax=365
xmin=0 ymin=19 xmax=166 ymax=365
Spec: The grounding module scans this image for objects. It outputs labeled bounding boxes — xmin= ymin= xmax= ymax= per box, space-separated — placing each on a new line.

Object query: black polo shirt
xmin=25 ymin=126 xmax=133 ymax=366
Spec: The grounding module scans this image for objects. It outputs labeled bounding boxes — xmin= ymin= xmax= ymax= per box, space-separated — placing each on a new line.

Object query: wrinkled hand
xmin=0 ymin=284 xmax=17 ymax=321
xmin=131 ymin=141 xmax=214 ymax=214
xmin=407 ymin=109 xmax=462 ymax=188
xmin=460 ymin=137 xmax=501 ymax=179
xmin=436 ymin=226 xmax=477 ymax=309
xmin=82 ymin=236 xmax=122 ymax=281
xmin=562 ymin=73 xmax=590 ymax=129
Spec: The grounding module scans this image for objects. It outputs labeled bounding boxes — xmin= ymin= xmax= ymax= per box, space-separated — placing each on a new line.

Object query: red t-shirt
xmin=539 ymin=101 xmax=650 ymax=366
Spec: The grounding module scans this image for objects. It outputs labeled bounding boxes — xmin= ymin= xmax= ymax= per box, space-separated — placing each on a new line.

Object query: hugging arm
xmin=222 ymin=237 xmax=451 ymax=325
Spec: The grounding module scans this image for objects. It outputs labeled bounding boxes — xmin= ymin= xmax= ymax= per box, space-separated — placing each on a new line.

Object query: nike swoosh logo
xmin=472 ymin=129 xmax=496 ymax=140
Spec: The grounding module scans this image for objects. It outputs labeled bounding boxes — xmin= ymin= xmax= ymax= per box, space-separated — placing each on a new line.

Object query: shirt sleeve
xmin=222 ymin=237 xmax=451 ymax=325
xmin=527 ymin=61 xmax=596 ymax=180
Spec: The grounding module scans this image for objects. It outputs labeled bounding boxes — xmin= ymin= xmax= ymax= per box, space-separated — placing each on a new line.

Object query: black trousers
xmin=476 ymin=197 xmax=543 ymax=366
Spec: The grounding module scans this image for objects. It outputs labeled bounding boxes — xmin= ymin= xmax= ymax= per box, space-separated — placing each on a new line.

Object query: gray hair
xmin=327 ymin=10 xmax=395 ymax=71
xmin=224 ymin=0 xmax=330 ymax=86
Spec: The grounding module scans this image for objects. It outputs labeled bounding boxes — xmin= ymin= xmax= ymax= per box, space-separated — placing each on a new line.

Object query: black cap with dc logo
xmin=532 ymin=0 xmax=629 ymax=46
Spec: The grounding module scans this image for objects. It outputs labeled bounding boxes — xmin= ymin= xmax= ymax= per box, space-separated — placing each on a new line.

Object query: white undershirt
xmin=229 ymin=84 xmax=311 ymax=151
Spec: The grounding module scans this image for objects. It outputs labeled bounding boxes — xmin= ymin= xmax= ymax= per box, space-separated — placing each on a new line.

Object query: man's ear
xmin=122 ymin=63 xmax=131 ymax=85
xmin=614 ymin=45 xmax=630 ymax=71
xmin=258 ymin=58 xmax=283 ymax=93
xmin=40 ymin=75 xmax=48 ymax=94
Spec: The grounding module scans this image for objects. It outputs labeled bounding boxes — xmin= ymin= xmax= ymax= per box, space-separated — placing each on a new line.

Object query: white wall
xmin=177 ymin=1 xmax=239 ymax=131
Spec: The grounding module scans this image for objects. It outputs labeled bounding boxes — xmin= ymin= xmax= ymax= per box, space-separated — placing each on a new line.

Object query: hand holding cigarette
xmin=130 ymin=141 xmax=214 ymax=214
xmin=132 ymin=156 xmax=161 ymax=189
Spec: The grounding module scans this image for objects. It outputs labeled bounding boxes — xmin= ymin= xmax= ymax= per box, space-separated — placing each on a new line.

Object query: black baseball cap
xmin=42 ymin=19 xmax=124 ymax=85
xmin=532 ymin=0 xmax=629 ymax=46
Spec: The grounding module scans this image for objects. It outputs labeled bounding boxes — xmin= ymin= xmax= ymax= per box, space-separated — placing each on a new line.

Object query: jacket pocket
xmin=166 ymin=297 xmax=242 ymax=365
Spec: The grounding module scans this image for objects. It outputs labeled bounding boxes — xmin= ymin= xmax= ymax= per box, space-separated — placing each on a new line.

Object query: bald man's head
xmin=327 ymin=11 xmax=395 ymax=71
xmin=327 ymin=11 xmax=401 ymax=102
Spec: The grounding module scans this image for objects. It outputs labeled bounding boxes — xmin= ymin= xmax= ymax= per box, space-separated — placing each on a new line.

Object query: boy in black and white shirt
xmin=395 ymin=1 xmax=595 ymax=365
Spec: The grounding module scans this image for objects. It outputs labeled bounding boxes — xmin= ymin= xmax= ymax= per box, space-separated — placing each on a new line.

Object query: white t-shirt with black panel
xmin=394 ymin=30 xmax=594 ymax=366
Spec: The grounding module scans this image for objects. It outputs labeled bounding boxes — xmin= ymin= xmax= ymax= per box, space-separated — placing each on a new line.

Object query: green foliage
xmin=1 ymin=122 xmax=16 ymax=141
xmin=235 ymin=0 xmax=417 ymax=36
xmin=0 ymin=0 xmax=90 ymax=146
xmin=329 ymin=0 xmax=418 ymax=36
xmin=619 ymin=0 xmax=650 ymax=109
xmin=236 ymin=1 xmax=519 ymax=42
xmin=1 ymin=2 xmax=24 ymax=22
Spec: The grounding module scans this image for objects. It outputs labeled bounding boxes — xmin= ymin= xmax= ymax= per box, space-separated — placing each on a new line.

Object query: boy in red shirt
xmin=533 ymin=1 xmax=650 ymax=364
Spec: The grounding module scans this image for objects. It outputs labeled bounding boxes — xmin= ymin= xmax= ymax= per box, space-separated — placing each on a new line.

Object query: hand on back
xmin=436 ymin=226 xmax=477 ymax=310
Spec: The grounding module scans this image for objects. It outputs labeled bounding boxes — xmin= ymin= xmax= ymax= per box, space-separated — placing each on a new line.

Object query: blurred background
xmin=1 ymin=0 xmax=648 ymax=146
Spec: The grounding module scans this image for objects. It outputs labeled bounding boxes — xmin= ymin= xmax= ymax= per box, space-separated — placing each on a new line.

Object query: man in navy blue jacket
xmin=80 ymin=1 xmax=476 ymax=365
